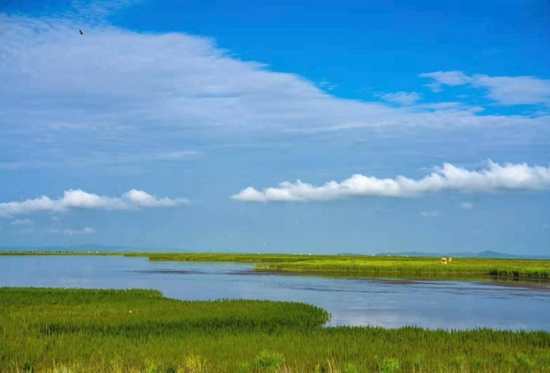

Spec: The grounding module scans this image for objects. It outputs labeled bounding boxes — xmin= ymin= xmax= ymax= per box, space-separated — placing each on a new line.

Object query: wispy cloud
xmin=10 ymin=218 xmax=33 ymax=226
xmin=421 ymin=71 xmax=550 ymax=106
xmin=544 ymin=224 xmax=549 ymax=229
xmin=318 ymin=81 xmax=338 ymax=91
xmin=472 ymin=75 xmax=550 ymax=106
xmin=0 ymin=189 xmax=189 ymax=217
xmin=419 ymin=71 xmax=471 ymax=92
xmin=72 ymin=150 xmax=204 ymax=166
xmin=232 ymin=161 xmax=550 ymax=202
xmin=0 ymin=150 xmax=203 ymax=171
xmin=63 ymin=227 xmax=96 ymax=235
xmin=1 ymin=7 xmax=548 ymax=172
xmin=420 ymin=211 xmax=439 ymax=218
xmin=460 ymin=202 xmax=474 ymax=210
xmin=377 ymin=91 xmax=421 ymax=105
xmin=69 ymin=0 xmax=142 ymax=21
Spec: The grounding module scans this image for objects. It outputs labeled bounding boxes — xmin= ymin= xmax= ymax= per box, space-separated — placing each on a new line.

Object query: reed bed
xmin=2 ymin=287 xmax=550 ymax=372
xmin=128 ymin=253 xmax=550 ymax=280
xmin=255 ymin=257 xmax=550 ymax=280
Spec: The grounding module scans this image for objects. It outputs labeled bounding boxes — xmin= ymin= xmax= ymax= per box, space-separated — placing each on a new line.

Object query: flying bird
xmin=79 ymin=30 xmax=84 ymax=35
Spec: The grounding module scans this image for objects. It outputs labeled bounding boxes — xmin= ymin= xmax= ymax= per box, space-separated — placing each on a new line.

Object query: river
xmin=1 ymin=255 xmax=550 ymax=330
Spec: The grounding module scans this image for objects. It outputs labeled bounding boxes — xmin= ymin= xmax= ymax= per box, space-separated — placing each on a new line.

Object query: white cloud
xmin=420 ymin=211 xmax=439 ymax=218
xmin=70 ymin=0 xmax=141 ymax=19
xmin=0 ymin=150 xmax=203 ymax=171
xmin=420 ymin=71 xmax=550 ymax=106
xmin=63 ymin=227 xmax=96 ymax=235
xmin=377 ymin=91 xmax=421 ymax=105
xmin=0 ymin=189 xmax=189 ymax=217
xmin=460 ymin=202 xmax=474 ymax=210
xmin=71 ymin=150 xmax=203 ymax=166
xmin=0 ymin=6 xmax=548 ymax=171
xmin=471 ymin=75 xmax=550 ymax=106
xmin=318 ymin=81 xmax=338 ymax=91
xmin=419 ymin=71 xmax=471 ymax=92
xmin=10 ymin=218 xmax=33 ymax=226
xmin=232 ymin=160 xmax=550 ymax=202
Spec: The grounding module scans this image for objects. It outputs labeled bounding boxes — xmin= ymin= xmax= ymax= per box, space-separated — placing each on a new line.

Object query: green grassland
xmin=2 ymin=287 xmax=550 ymax=372
xmin=130 ymin=253 xmax=550 ymax=280
xmin=254 ymin=257 xmax=550 ymax=280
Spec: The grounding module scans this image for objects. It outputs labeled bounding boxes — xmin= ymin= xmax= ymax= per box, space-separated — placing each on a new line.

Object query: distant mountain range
xmin=0 ymin=246 xmax=548 ymax=260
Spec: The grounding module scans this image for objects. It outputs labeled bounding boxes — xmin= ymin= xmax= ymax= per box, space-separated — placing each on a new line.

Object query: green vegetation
xmin=2 ymin=287 xmax=550 ymax=372
xmin=255 ymin=256 xmax=550 ymax=280
xmin=128 ymin=253 xmax=550 ymax=280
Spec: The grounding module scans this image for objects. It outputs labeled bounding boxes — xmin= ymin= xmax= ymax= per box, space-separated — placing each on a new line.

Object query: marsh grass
xmin=253 ymin=256 xmax=550 ymax=280
xmin=126 ymin=253 xmax=550 ymax=280
xmin=2 ymin=288 xmax=550 ymax=372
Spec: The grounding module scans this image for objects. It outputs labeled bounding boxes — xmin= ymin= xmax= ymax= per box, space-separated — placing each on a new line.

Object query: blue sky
xmin=0 ymin=0 xmax=549 ymax=254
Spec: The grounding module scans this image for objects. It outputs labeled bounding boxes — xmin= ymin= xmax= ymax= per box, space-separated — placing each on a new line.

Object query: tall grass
xmin=255 ymin=257 xmax=550 ymax=280
xmin=130 ymin=252 xmax=550 ymax=280
xmin=2 ymin=287 xmax=550 ymax=372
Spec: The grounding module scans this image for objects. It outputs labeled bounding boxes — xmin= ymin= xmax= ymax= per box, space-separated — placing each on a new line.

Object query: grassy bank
xmin=2 ymin=288 xmax=550 ymax=372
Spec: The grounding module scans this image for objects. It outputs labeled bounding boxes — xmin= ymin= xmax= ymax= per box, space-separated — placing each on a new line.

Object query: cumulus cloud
xmin=421 ymin=71 xmax=550 ymax=106
xmin=232 ymin=161 xmax=550 ymax=202
xmin=460 ymin=202 xmax=474 ymax=210
xmin=0 ymin=189 xmax=189 ymax=217
xmin=377 ymin=91 xmax=421 ymax=105
xmin=420 ymin=211 xmax=439 ymax=218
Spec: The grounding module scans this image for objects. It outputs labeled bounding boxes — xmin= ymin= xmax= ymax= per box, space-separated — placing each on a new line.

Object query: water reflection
xmin=1 ymin=255 xmax=549 ymax=331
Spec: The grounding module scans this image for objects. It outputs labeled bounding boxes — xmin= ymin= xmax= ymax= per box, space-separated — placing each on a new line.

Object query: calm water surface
xmin=1 ymin=255 xmax=550 ymax=331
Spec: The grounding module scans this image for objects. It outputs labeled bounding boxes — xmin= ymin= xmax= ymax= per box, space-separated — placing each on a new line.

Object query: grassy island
xmin=132 ymin=253 xmax=550 ymax=281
